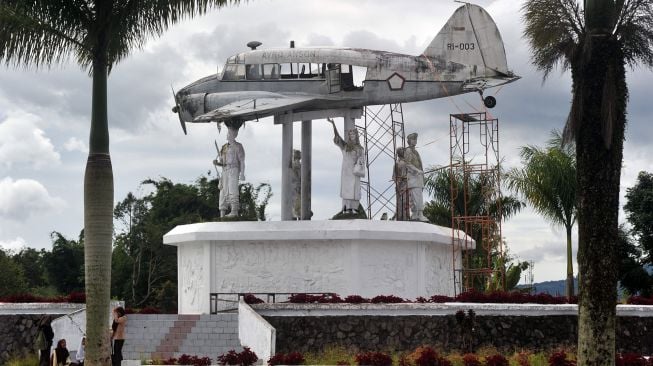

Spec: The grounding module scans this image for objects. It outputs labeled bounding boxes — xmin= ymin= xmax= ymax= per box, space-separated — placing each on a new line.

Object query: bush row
xmin=0 ymin=292 xmax=86 ymax=303
xmin=243 ymin=290 xmax=580 ymax=305
xmin=146 ymin=348 xmax=653 ymax=366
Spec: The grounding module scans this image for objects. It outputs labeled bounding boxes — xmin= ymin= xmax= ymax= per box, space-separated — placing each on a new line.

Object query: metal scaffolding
xmin=357 ymin=103 xmax=407 ymax=219
xmin=449 ymin=112 xmax=504 ymax=294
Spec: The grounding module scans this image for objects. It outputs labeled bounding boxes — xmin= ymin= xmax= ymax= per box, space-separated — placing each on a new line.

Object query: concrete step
xmin=123 ymin=314 xmax=240 ymax=361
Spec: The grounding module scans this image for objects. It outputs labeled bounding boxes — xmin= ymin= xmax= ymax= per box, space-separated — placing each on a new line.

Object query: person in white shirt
xmin=73 ymin=337 xmax=85 ymax=366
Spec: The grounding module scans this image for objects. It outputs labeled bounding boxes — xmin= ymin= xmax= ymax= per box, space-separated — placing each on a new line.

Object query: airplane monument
xmin=165 ymin=3 xmax=518 ymax=313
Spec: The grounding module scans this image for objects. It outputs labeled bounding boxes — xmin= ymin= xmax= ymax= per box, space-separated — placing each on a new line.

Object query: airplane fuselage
xmin=173 ymin=4 xmax=519 ymax=128
xmin=175 ymin=47 xmax=511 ymax=123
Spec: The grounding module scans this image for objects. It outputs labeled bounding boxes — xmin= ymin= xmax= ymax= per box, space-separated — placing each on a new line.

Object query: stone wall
xmin=265 ymin=315 xmax=653 ymax=354
xmin=0 ymin=315 xmax=55 ymax=364
xmin=255 ymin=303 xmax=653 ymax=355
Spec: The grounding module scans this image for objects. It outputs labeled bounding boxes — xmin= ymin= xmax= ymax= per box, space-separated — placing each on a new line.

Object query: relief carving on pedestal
xmin=182 ymin=247 xmax=205 ymax=306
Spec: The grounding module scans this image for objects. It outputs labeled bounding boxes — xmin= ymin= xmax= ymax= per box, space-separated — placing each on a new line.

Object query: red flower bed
xmin=548 ymin=351 xmax=576 ymax=366
xmin=218 ymin=347 xmax=258 ymax=366
xmin=485 ymin=354 xmax=509 ymax=366
xmin=0 ymin=292 xmax=86 ymax=303
xmin=627 ymin=295 xmax=653 ymax=305
xmin=268 ymin=352 xmax=305 ymax=365
xmin=355 ymin=351 xmax=393 ymax=366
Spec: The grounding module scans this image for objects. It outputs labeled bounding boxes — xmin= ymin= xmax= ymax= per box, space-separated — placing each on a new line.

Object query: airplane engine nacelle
xmin=179 ymin=93 xmax=206 ymax=122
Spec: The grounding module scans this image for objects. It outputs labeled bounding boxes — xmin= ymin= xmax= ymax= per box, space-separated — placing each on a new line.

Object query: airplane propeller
xmin=171 ymin=86 xmax=188 ymax=135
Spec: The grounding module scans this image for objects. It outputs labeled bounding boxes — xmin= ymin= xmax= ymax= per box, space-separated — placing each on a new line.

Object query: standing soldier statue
xmin=393 ymin=147 xmax=410 ymax=221
xmin=213 ymin=122 xmax=245 ymax=218
xmin=404 ymin=133 xmax=428 ymax=221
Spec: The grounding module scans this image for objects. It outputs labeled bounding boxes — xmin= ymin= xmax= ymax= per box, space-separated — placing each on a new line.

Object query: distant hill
xmin=518 ymin=277 xmax=578 ymax=296
xmin=525 ymin=267 xmax=653 ymax=296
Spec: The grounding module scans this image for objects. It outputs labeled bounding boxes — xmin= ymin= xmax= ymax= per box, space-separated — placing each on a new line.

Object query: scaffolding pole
xmin=358 ymin=103 xmax=407 ymax=220
xmin=450 ymin=112 xmax=504 ymax=294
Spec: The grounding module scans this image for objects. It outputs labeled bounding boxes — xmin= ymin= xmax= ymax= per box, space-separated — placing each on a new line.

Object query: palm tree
xmin=0 ymin=1 xmax=234 ymax=364
xmin=505 ymin=131 xmax=577 ymax=298
xmin=523 ymin=0 xmax=653 ymax=363
xmin=424 ymin=169 xmax=524 ymax=290
xmin=424 ymin=169 xmax=524 ymax=229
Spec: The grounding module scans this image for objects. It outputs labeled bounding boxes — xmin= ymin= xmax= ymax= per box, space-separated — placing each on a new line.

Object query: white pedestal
xmin=164 ymin=220 xmax=461 ymax=314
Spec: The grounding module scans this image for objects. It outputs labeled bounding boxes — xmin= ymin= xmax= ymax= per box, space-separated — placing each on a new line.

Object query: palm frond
xmin=505 ymin=132 xmax=577 ymax=230
xmin=104 ymin=0 xmax=238 ymax=68
xmin=0 ymin=0 xmax=91 ymax=68
xmin=522 ymin=0 xmax=584 ymax=79
xmin=617 ymin=0 xmax=653 ymax=68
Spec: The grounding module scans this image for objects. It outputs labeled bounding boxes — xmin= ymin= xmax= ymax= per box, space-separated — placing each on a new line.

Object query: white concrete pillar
xmin=281 ymin=122 xmax=293 ymax=221
xmin=344 ymin=110 xmax=355 ymax=134
xmin=301 ymin=120 xmax=312 ymax=220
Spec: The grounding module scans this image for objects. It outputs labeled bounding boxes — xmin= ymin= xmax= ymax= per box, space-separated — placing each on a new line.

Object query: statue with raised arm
xmin=328 ymin=118 xmax=366 ymax=213
xmin=213 ymin=123 xmax=245 ymax=218
xmin=404 ymin=133 xmax=428 ymax=221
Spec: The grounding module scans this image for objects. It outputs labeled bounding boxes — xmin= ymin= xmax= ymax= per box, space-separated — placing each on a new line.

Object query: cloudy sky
xmin=1 ymin=0 xmax=652 ymax=285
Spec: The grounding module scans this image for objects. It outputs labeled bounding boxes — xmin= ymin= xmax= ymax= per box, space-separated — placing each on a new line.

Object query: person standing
xmin=73 ymin=337 xmax=85 ymax=366
xmin=35 ymin=320 xmax=54 ymax=366
xmin=51 ymin=339 xmax=71 ymax=366
xmin=214 ymin=123 xmax=246 ymax=218
xmin=111 ymin=307 xmax=127 ymax=366
xmin=404 ymin=133 xmax=428 ymax=221
xmin=328 ymin=118 xmax=366 ymax=213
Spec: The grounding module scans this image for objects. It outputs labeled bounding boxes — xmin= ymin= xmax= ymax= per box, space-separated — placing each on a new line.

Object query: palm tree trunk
xmin=575 ymin=38 xmax=626 ymax=365
xmin=84 ymin=58 xmax=113 ymax=365
xmin=566 ymin=225 xmax=574 ymax=298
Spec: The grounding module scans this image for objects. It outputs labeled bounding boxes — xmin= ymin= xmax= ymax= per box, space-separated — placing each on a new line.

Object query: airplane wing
xmin=193 ymin=95 xmax=320 ymax=123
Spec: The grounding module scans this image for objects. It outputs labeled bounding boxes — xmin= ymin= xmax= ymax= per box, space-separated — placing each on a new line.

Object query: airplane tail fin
xmin=423 ymin=4 xmax=510 ymax=75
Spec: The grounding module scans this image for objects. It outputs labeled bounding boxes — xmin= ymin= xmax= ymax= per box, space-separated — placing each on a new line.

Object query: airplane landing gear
xmin=483 ymin=95 xmax=496 ymax=108
xmin=478 ymin=90 xmax=497 ymax=109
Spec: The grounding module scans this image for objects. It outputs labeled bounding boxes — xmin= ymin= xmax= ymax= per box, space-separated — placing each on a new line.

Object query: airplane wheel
xmin=484 ymin=96 xmax=497 ymax=108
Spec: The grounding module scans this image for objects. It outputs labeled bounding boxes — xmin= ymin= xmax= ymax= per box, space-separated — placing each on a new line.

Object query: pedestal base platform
xmin=164 ymin=220 xmax=459 ymax=314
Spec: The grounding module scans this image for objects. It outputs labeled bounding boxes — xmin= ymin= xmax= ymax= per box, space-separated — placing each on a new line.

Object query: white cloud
xmin=0 ymin=114 xmax=60 ymax=169
xmin=0 ymin=177 xmax=66 ymax=221
xmin=64 ymin=137 xmax=88 ymax=153
xmin=0 ymin=236 xmax=27 ymax=253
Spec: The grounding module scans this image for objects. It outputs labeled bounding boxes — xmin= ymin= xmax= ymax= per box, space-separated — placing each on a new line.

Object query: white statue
xmin=393 ymin=147 xmax=410 ymax=221
xmin=213 ymin=124 xmax=245 ymax=218
xmin=404 ymin=133 xmax=428 ymax=221
xmin=328 ymin=118 xmax=366 ymax=212
xmin=291 ymin=149 xmax=302 ymax=219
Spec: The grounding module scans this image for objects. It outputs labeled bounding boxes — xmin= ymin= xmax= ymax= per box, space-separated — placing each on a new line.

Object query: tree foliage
xmin=620 ymin=171 xmax=653 ymax=296
xmin=624 ymin=171 xmax=653 ymax=263
xmin=44 ymin=231 xmax=85 ymax=294
xmin=12 ymin=247 xmax=48 ymax=290
xmin=0 ymin=248 xmax=28 ymax=296
xmin=617 ymin=225 xmax=653 ymax=297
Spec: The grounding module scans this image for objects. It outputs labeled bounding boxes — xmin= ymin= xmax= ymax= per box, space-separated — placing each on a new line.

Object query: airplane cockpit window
xmin=278 ymin=62 xmax=323 ymax=79
xmin=246 ymin=64 xmax=261 ymax=80
xmin=223 ymin=64 xmax=245 ymax=80
xmin=262 ymin=64 xmax=280 ymax=79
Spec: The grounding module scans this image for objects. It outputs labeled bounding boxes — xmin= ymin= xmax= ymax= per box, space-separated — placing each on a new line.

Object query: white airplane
xmin=172 ymin=3 xmax=519 ymax=134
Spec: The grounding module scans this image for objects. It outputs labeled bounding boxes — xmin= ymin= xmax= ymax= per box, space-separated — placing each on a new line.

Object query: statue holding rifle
xmin=213 ymin=122 xmax=245 ymax=218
